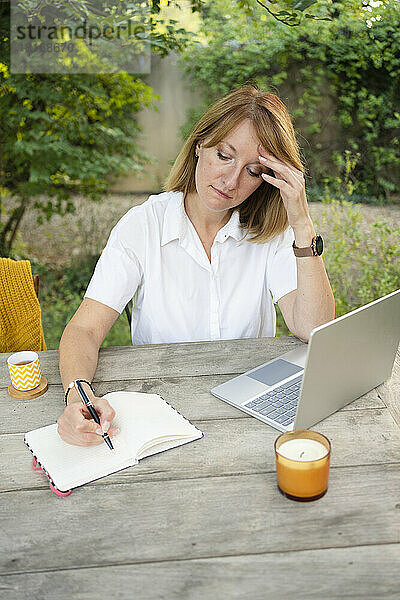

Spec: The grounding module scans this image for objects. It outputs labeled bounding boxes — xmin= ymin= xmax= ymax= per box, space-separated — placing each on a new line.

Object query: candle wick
xmin=300 ymin=451 xmax=305 ymax=458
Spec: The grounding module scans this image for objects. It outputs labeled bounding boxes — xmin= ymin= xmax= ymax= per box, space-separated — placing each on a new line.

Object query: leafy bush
xmin=179 ymin=0 xmax=400 ymax=200
xmin=0 ymin=0 xmax=200 ymax=256
xmin=0 ymin=64 xmax=155 ymax=256
xmin=313 ymin=197 xmax=400 ymax=316
xmin=32 ymin=254 xmax=130 ymax=349
xmin=41 ymin=288 xmax=83 ymax=350
xmin=277 ymin=192 xmax=400 ymax=338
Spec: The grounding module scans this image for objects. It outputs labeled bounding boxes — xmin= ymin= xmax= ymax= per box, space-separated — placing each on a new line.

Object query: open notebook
xmin=24 ymin=391 xmax=203 ymax=495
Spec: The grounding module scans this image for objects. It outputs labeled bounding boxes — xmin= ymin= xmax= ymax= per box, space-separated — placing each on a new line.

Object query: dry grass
xmin=17 ymin=194 xmax=146 ymax=268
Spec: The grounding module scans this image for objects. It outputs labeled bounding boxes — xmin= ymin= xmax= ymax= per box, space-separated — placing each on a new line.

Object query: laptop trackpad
xmin=248 ymin=359 xmax=303 ymax=386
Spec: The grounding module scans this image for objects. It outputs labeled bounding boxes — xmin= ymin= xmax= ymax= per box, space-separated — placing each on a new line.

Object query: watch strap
xmin=292 ymin=243 xmax=315 ymax=257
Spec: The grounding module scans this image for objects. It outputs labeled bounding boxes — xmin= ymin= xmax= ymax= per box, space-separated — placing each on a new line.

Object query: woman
xmin=57 ymin=85 xmax=335 ymax=446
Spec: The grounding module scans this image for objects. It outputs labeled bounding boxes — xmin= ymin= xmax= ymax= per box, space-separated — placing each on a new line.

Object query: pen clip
xmin=74 ymin=380 xmax=92 ymax=407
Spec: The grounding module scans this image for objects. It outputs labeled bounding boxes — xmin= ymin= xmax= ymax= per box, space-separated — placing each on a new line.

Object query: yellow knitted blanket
xmin=0 ymin=258 xmax=47 ymax=353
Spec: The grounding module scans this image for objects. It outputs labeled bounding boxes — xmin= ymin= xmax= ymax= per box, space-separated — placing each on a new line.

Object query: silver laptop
xmin=211 ymin=289 xmax=400 ymax=432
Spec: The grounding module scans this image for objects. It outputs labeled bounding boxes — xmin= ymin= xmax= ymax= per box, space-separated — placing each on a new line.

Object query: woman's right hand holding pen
xmin=57 ymin=384 xmax=119 ymax=446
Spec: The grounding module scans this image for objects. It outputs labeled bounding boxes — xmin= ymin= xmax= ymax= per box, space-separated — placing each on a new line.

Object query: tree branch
xmin=256 ymin=0 xmax=301 ymax=27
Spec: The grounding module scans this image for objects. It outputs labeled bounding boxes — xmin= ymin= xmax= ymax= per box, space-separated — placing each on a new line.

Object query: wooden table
xmin=1 ymin=337 xmax=400 ymax=599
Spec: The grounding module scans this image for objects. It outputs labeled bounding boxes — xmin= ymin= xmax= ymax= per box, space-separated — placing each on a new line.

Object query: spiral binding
xmin=158 ymin=394 xmax=204 ymax=439
xmin=24 ymin=438 xmax=72 ymax=497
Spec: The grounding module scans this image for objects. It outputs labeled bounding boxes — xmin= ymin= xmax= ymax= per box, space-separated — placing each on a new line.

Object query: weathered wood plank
xmin=0 ymin=544 xmax=399 ymax=600
xmin=0 ymin=337 xmax=302 ymax=386
xmin=3 ymin=393 xmax=400 ymax=491
xmin=0 ymin=374 xmax=385 ymax=435
xmin=1 ymin=407 xmax=399 ymax=492
xmin=0 ymin=465 xmax=399 ymax=575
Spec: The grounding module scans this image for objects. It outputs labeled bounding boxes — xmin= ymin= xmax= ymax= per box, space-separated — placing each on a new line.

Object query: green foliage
xmin=180 ymin=0 xmax=400 ymax=200
xmin=29 ymin=252 xmax=92 ymax=349
xmin=42 ymin=287 xmax=132 ymax=349
xmin=276 ymin=156 xmax=400 ymax=333
xmin=251 ymin=0 xmax=332 ymax=27
xmin=61 ymin=253 xmax=98 ymax=295
xmin=4 ymin=1 xmax=197 ymax=68
xmin=275 ymin=304 xmax=291 ymax=337
xmin=30 ymin=253 xmax=131 ymax=349
xmin=314 ymin=197 xmax=400 ymax=316
xmin=101 ymin=312 xmax=132 ymax=348
xmin=0 ymin=61 xmax=154 ymax=254
xmin=275 ymin=197 xmax=400 ymax=337
xmin=0 ymin=0 xmax=199 ymax=256
xmin=41 ymin=287 xmax=82 ymax=350
xmin=41 ymin=287 xmax=132 ymax=350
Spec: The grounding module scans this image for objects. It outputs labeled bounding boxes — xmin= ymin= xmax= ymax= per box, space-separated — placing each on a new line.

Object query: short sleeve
xmin=268 ymin=226 xmax=297 ymax=304
xmin=84 ymin=220 xmax=143 ymax=314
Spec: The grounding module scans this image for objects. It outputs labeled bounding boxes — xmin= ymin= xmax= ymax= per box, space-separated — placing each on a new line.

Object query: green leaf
xmin=290 ymin=0 xmax=317 ymax=11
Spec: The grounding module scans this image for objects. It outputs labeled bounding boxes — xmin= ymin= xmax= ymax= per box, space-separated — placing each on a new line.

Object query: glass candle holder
xmin=275 ymin=430 xmax=331 ymax=502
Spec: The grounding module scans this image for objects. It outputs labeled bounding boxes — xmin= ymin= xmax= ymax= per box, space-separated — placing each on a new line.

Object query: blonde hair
xmin=165 ymin=85 xmax=303 ymax=243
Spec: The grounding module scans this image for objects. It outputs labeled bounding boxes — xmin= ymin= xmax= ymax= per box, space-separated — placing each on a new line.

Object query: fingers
xmin=57 ymin=399 xmax=119 ymax=447
xmin=261 ymin=173 xmax=291 ymax=194
xmin=259 ymin=155 xmax=305 ymax=200
xmin=259 ymin=155 xmax=303 ymax=183
xmin=258 ymin=144 xmax=298 ymax=170
xmin=57 ymin=404 xmax=103 ymax=446
xmin=92 ymin=397 xmax=116 ymax=433
xmin=258 ymin=145 xmax=304 ymax=181
xmin=108 ymin=426 xmax=120 ymax=438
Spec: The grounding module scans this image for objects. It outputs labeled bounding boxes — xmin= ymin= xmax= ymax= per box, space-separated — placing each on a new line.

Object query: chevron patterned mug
xmin=7 ymin=351 xmax=42 ymax=391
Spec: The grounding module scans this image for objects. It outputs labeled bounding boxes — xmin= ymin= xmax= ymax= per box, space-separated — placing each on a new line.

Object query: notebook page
xmin=25 ymin=424 xmax=134 ymax=492
xmin=104 ymin=392 xmax=202 ymax=459
xmin=135 ymin=436 xmax=201 ymax=461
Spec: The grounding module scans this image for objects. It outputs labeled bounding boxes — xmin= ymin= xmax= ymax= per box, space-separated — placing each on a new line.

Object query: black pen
xmin=74 ymin=380 xmax=114 ymax=451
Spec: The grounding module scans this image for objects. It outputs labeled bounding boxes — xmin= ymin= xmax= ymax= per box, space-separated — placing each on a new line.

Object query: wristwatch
xmin=292 ymin=234 xmax=323 ymax=257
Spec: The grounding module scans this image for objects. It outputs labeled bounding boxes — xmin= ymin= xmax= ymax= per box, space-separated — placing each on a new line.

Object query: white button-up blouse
xmin=84 ymin=191 xmax=297 ymax=345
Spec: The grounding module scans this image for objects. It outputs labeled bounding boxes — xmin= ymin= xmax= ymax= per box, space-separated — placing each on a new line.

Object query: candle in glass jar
xmin=275 ymin=430 xmax=331 ymax=501
xmin=277 ymin=439 xmax=328 ymax=462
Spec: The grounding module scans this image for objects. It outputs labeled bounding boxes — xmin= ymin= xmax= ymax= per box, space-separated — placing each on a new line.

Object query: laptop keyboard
xmin=243 ymin=375 xmax=303 ymax=426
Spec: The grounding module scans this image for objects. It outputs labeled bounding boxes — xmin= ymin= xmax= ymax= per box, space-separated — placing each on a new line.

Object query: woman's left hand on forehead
xmin=258 ymin=145 xmax=310 ymax=227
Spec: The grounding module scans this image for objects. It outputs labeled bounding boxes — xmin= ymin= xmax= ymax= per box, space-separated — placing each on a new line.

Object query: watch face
xmin=315 ymin=235 xmax=323 ymax=255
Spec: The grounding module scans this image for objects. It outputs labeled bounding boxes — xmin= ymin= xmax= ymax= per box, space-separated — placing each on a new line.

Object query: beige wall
xmin=112 ymin=52 xmax=197 ymax=193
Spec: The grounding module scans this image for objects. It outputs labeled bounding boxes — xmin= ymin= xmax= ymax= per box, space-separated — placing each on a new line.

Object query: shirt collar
xmin=214 ymin=209 xmax=243 ymax=242
xmin=161 ymin=191 xmax=185 ymax=246
xmin=161 ymin=191 xmax=244 ymax=246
